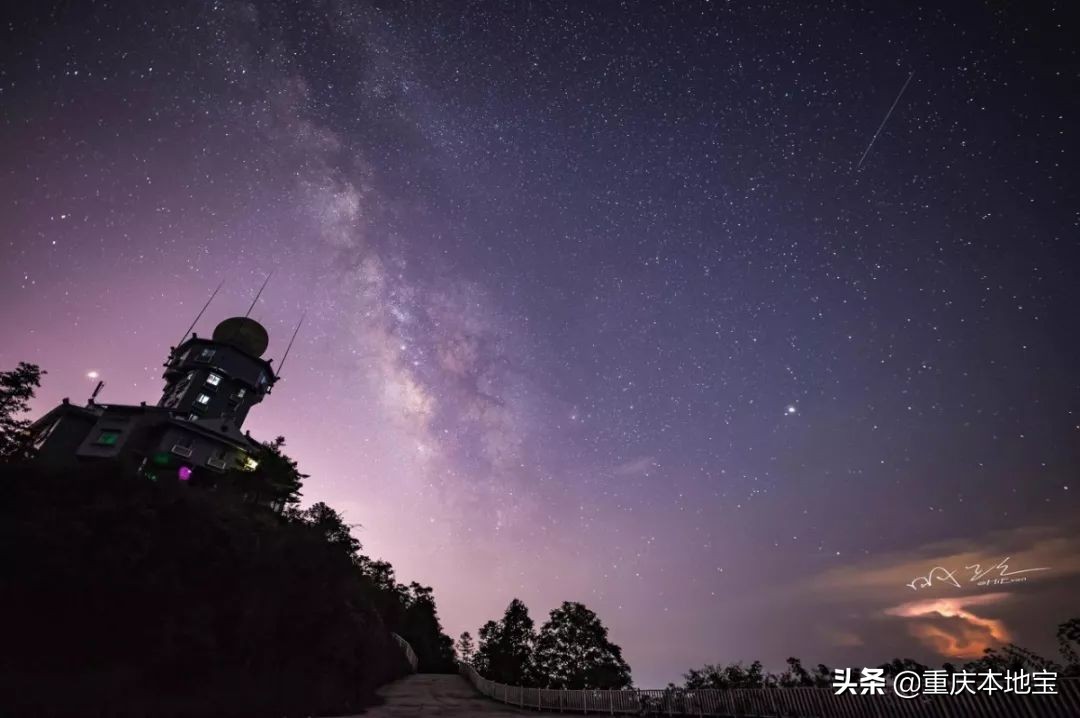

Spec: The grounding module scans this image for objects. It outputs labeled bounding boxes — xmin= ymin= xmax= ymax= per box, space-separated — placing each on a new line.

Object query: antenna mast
xmin=275 ymin=313 xmax=306 ymax=380
xmin=245 ymin=271 xmax=274 ymax=318
xmin=88 ymin=380 xmax=105 ymax=406
xmin=174 ymin=280 xmax=223 ymax=353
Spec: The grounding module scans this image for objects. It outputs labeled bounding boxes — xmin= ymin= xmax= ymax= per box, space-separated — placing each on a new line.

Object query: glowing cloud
xmin=885 ymin=593 xmax=1011 ymax=658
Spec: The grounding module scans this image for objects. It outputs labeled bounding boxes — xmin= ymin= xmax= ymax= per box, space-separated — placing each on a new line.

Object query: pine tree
xmin=456 ymin=631 xmax=475 ymax=664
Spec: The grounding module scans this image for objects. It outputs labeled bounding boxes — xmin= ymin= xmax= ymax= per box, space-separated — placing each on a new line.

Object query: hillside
xmin=0 ymin=460 xmax=451 ymax=717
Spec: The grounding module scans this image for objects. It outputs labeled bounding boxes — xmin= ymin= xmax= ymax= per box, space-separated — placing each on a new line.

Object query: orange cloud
xmin=885 ymin=593 xmax=1011 ymax=658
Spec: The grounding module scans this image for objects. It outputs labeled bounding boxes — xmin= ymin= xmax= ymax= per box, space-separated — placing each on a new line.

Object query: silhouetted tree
xmin=531 ymin=601 xmax=632 ymax=689
xmin=776 ymin=656 xmax=834 ymax=687
xmin=396 ymin=582 xmax=457 ymax=672
xmin=474 ymin=621 xmax=499 ymax=676
xmin=963 ymin=643 xmax=1060 ymax=674
xmin=682 ymin=660 xmax=767 ymax=689
xmin=289 ymin=501 xmax=361 ymax=557
xmin=347 ymin=556 xmax=456 ymax=672
xmin=777 ymin=657 xmax=811 ymax=687
xmin=475 ymin=599 xmax=537 ymax=685
xmin=246 ymin=435 xmax=306 ymax=509
xmin=456 ymin=631 xmax=476 ymax=663
xmin=0 ymin=362 xmax=43 ymax=460
xmin=810 ymin=663 xmax=833 ymax=687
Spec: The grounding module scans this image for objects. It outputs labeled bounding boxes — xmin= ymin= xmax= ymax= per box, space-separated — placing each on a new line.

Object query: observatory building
xmin=27 ymin=313 xmax=295 ymax=507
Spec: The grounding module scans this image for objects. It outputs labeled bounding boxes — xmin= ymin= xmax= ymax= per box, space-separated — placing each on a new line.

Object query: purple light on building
xmin=178 ymin=466 xmax=192 ymax=481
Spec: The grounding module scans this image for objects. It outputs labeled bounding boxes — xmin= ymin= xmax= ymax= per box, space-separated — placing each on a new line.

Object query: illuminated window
xmin=196 ymin=348 xmax=215 ymax=362
xmin=236 ymin=388 xmax=246 ymax=398
xmin=206 ymin=373 xmax=222 ymax=387
xmin=95 ymin=429 xmax=121 ymax=446
xmin=195 ymin=393 xmax=211 ymax=405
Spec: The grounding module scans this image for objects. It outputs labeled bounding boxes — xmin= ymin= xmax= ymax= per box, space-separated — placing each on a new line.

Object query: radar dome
xmin=213 ymin=317 xmax=269 ymax=357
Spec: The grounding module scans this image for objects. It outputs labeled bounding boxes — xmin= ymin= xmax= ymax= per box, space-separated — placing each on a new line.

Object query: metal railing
xmin=459 ymin=663 xmax=1080 ymax=717
xmin=392 ymin=633 xmax=418 ymax=672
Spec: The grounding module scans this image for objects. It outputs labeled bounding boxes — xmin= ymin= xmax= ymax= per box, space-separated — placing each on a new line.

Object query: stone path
xmin=346 ymin=674 xmax=562 ymax=717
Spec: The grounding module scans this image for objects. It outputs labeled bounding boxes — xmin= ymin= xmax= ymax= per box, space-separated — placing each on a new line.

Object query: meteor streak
xmin=856 ymin=71 xmax=915 ymax=169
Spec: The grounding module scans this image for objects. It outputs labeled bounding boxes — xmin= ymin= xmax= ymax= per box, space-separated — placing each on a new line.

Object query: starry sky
xmin=2 ymin=1 xmax=1078 ymax=688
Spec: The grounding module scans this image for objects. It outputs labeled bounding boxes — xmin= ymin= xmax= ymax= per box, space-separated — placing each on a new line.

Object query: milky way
xmin=2 ymin=2 xmax=1078 ymax=686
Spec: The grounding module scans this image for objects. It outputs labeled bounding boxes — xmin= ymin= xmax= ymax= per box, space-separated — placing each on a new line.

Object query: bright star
xmin=785 ymin=405 xmax=797 ymax=415
xmin=87 ymin=371 xmax=100 ymax=380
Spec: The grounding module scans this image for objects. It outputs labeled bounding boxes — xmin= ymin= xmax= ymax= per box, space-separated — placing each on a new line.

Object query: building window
xmin=197 ymin=348 xmax=216 ymax=362
xmin=170 ymin=435 xmax=195 ymax=458
xmin=207 ymin=450 xmax=229 ymax=471
xmin=95 ymin=429 xmax=121 ymax=446
xmin=206 ymin=373 xmax=222 ymax=387
xmin=187 ymin=413 xmax=200 ymax=421
xmin=195 ymin=393 xmax=211 ymax=405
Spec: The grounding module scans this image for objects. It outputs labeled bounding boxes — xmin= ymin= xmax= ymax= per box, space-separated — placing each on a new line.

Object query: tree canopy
xmin=470 ymin=599 xmax=632 ymax=690
xmin=531 ymin=601 xmax=633 ymax=689
xmin=0 ymin=362 xmax=44 ymax=460
xmin=219 ymin=435 xmax=307 ymax=510
xmin=456 ymin=631 xmax=476 ymax=664
xmin=474 ymin=598 xmax=537 ymax=685
xmin=286 ymin=495 xmax=456 ymax=673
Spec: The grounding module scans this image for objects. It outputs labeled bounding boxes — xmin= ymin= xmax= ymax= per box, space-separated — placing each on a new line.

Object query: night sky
xmin=2 ymin=1 xmax=1078 ymax=687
